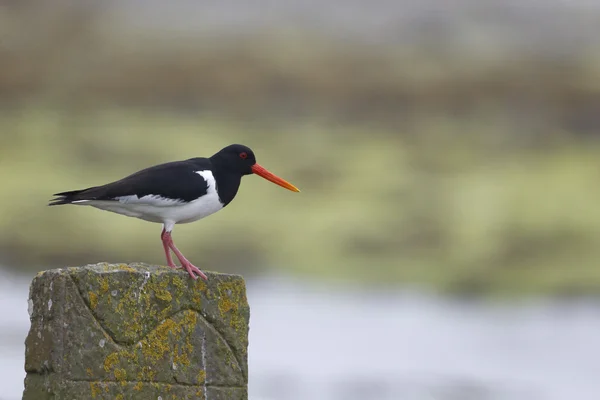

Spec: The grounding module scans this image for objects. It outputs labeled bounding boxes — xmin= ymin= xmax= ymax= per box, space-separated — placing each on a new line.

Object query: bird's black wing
xmin=49 ymin=158 xmax=212 ymax=206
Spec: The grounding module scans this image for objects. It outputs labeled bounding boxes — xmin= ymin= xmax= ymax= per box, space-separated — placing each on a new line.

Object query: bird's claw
xmin=182 ymin=262 xmax=208 ymax=281
xmin=165 ymin=261 xmax=207 ymax=281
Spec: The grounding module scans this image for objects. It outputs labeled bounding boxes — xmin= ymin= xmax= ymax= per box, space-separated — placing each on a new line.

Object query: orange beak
xmin=251 ymin=164 xmax=300 ymax=192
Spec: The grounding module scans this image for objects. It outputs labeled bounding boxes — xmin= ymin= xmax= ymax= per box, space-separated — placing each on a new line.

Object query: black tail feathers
xmin=48 ymin=190 xmax=85 ymax=206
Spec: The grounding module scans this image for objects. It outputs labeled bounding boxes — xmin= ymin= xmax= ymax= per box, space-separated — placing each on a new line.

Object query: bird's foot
xmin=181 ymin=261 xmax=208 ymax=281
xmin=161 ymin=228 xmax=208 ymax=280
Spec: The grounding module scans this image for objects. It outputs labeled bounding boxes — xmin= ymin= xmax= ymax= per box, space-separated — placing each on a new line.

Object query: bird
xmin=49 ymin=144 xmax=300 ymax=281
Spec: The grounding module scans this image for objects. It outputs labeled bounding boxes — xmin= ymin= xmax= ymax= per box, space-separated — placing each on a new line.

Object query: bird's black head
xmin=211 ymin=144 xmax=256 ymax=175
xmin=211 ymin=144 xmax=300 ymax=192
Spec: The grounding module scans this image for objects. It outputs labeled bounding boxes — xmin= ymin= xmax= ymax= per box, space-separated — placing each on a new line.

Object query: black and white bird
xmin=49 ymin=144 xmax=300 ymax=280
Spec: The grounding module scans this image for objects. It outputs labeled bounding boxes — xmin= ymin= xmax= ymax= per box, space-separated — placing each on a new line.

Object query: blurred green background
xmin=2 ymin=0 xmax=600 ymax=297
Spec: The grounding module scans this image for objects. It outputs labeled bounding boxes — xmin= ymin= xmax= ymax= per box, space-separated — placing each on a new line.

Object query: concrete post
xmin=23 ymin=263 xmax=249 ymax=400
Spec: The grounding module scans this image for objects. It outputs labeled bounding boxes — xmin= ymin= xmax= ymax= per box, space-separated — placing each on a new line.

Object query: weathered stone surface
xmin=23 ymin=263 xmax=249 ymax=400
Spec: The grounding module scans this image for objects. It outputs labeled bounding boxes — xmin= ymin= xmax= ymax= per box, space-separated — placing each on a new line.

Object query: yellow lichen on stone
xmin=89 ymin=292 xmax=98 ymax=310
xmin=86 ymin=368 xmax=93 ymax=377
xmin=172 ymin=344 xmax=188 ymax=368
xmin=138 ymin=366 xmax=156 ymax=381
xmin=140 ymin=310 xmax=197 ymax=364
xmin=103 ymin=348 xmax=139 ymax=381
xmin=217 ymin=283 xmax=234 ymax=312
xmin=104 ymin=353 xmax=119 ymax=373
xmin=171 ymin=275 xmax=186 ymax=304
xmin=141 ymin=318 xmax=176 ymax=362
xmin=114 ymin=282 xmax=146 ymax=341
xmin=197 ymin=370 xmax=206 ymax=384
xmin=182 ymin=310 xmax=198 ymax=329
xmin=90 ymin=382 xmax=101 ymax=398
xmin=116 ymin=394 xmax=124 ymax=400
xmin=151 ymin=277 xmax=175 ymax=307
xmin=133 ymin=382 xmax=143 ymax=391
xmin=155 ymin=288 xmax=172 ymax=302
xmin=191 ymin=290 xmax=203 ymax=309
xmin=114 ymin=368 xmax=127 ymax=382
xmin=111 ymin=271 xmax=184 ymax=342
xmin=118 ymin=264 xmax=136 ymax=272
xmin=100 ymin=277 xmax=109 ymax=294
xmin=194 ymin=279 xmax=208 ymax=293
xmin=217 ymin=280 xmax=247 ymax=334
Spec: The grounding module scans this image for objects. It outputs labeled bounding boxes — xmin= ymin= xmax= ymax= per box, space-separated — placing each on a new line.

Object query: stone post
xmin=23 ymin=263 xmax=249 ymax=400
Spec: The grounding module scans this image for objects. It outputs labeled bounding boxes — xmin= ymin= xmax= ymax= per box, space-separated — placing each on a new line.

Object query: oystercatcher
xmin=49 ymin=144 xmax=300 ymax=280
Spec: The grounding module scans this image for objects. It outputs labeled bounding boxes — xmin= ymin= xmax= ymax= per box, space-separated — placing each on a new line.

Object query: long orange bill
xmin=251 ymin=164 xmax=300 ymax=192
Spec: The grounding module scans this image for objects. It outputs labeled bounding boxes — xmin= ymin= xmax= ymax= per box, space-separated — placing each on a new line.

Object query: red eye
xmin=240 ymin=152 xmax=248 ymax=159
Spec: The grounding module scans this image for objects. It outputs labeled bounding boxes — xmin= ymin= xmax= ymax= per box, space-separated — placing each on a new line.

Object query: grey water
xmin=2 ymin=268 xmax=600 ymax=400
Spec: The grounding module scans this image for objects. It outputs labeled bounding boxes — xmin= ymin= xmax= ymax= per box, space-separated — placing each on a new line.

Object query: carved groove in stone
xmin=69 ymin=268 xmax=247 ymax=381
xmin=69 ymin=274 xmax=244 ymax=376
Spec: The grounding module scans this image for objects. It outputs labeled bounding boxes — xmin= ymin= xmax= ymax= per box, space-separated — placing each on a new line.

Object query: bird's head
xmin=212 ymin=144 xmax=300 ymax=192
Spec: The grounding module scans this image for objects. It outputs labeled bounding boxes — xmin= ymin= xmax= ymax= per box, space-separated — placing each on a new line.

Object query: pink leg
xmin=161 ymin=230 xmax=208 ymax=281
xmin=161 ymin=228 xmax=177 ymax=269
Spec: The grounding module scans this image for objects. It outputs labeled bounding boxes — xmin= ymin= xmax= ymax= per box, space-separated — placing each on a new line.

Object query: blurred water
xmin=2 ymin=268 xmax=600 ymax=400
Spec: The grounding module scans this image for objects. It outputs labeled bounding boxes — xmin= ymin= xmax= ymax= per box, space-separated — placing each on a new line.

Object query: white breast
xmin=76 ymin=170 xmax=224 ymax=225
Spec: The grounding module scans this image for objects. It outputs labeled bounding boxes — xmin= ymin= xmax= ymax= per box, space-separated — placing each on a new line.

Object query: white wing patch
xmin=195 ymin=170 xmax=217 ymax=192
xmin=115 ymin=194 xmax=184 ymax=206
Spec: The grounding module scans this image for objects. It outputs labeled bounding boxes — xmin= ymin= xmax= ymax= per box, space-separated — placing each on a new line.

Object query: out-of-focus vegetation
xmin=2 ymin=2 xmax=600 ymax=296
